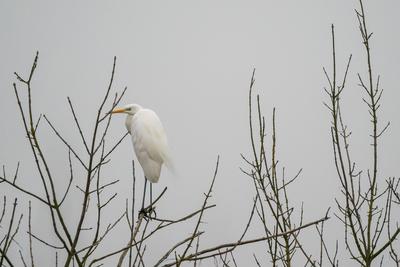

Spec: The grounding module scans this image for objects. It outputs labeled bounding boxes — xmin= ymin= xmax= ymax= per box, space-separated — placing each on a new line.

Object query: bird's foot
xmin=139 ymin=205 xmax=156 ymax=218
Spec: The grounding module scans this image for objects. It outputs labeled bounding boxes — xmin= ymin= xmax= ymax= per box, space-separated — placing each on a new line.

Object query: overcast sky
xmin=1 ymin=1 xmax=399 ymax=266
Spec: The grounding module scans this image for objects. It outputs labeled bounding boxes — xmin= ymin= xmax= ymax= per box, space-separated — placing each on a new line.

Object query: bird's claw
xmin=139 ymin=205 xmax=156 ymax=218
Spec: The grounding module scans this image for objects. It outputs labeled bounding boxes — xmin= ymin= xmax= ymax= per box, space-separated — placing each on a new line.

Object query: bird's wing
xmin=131 ymin=109 xmax=173 ymax=169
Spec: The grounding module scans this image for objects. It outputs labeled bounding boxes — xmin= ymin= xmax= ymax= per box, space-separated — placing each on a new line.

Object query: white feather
xmin=124 ymin=107 xmax=172 ymax=183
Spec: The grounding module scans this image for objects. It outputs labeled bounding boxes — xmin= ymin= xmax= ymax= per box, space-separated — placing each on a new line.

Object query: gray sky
xmin=1 ymin=1 xmax=399 ymax=266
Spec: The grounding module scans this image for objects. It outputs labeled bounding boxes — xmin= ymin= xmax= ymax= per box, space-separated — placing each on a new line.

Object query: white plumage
xmin=112 ymin=104 xmax=172 ymax=183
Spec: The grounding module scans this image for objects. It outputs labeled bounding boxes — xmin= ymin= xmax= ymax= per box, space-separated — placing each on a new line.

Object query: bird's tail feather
xmin=162 ymin=152 xmax=176 ymax=176
xmin=164 ymin=158 xmax=175 ymax=174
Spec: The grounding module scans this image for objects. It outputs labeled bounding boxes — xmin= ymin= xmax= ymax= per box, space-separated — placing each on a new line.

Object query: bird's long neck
xmin=125 ymin=114 xmax=134 ymax=134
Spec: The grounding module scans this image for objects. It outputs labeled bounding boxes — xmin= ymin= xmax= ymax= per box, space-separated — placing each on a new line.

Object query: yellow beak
xmin=111 ymin=107 xmax=126 ymax=114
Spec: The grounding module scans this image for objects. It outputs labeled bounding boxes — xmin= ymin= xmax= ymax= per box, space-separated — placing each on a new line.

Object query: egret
xmin=112 ymin=104 xmax=172 ymax=211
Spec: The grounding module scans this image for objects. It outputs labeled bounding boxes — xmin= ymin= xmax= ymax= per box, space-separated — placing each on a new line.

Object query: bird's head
xmin=112 ymin=104 xmax=142 ymax=116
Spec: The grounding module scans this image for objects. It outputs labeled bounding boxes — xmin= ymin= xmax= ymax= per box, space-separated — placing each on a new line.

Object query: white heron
xmin=112 ymin=104 xmax=172 ymax=210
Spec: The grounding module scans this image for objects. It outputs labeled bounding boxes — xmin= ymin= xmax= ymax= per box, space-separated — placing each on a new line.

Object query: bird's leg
xmin=148 ymin=183 xmax=157 ymax=218
xmin=150 ymin=183 xmax=153 ymax=208
xmin=141 ymin=178 xmax=147 ymax=213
